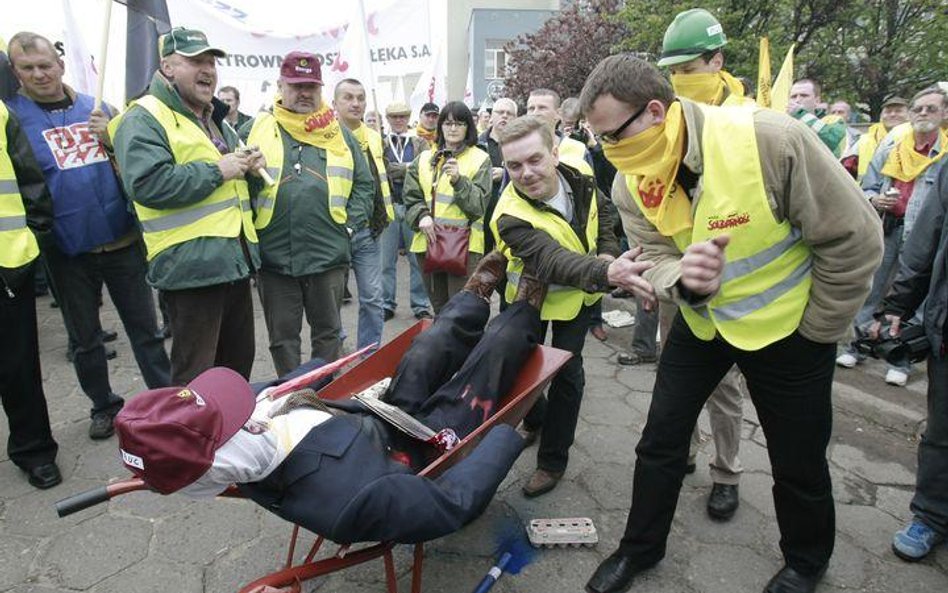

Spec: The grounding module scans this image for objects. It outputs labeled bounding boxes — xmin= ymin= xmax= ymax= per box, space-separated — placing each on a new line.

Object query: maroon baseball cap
xmin=115 ymin=367 xmax=255 ymax=494
xmin=280 ymin=51 xmax=323 ymax=84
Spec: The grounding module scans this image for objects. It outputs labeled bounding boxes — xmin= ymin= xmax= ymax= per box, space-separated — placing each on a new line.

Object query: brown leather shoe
xmin=463 ymin=250 xmax=507 ymax=302
xmin=522 ymin=468 xmax=564 ymax=498
xmin=514 ymin=272 xmax=548 ymax=310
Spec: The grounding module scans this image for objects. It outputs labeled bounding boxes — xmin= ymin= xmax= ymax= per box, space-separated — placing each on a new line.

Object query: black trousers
xmin=162 ymin=279 xmax=255 ymax=385
xmin=0 ymin=263 xmax=58 ymax=469
xmin=45 ymin=242 xmax=170 ymax=415
xmin=524 ymin=303 xmax=593 ymax=473
xmin=619 ymin=313 xmax=835 ymax=576
xmin=386 ymin=290 xmax=542 ymax=440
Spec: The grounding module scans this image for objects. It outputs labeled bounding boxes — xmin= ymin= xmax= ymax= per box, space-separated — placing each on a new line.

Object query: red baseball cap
xmin=115 ymin=367 xmax=255 ymax=494
xmin=280 ymin=51 xmax=323 ymax=85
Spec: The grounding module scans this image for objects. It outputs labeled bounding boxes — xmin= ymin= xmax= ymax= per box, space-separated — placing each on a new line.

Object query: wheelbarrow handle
xmin=56 ymin=486 xmax=110 ymax=517
xmin=55 ymin=478 xmax=147 ymax=517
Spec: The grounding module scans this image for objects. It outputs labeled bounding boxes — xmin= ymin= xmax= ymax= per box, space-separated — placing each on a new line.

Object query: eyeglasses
xmin=911 ymin=104 xmax=942 ymax=114
xmin=596 ymin=103 xmax=649 ymax=145
xmin=442 ymin=120 xmax=468 ymax=129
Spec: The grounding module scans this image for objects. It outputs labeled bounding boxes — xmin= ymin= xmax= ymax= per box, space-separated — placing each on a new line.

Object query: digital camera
xmin=853 ymin=321 xmax=930 ymax=365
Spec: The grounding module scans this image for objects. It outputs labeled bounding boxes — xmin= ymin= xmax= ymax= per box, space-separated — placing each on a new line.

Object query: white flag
xmin=409 ymin=42 xmax=446 ymax=115
xmin=61 ymin=0 xmax=99 ymax=96
xmin=326 ymin=0 xmax=375 ymax=92
xmin=463 ymin=58 xmax=474 ymax=107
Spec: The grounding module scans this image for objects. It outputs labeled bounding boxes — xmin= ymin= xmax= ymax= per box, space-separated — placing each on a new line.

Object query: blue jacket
xmin=7 ymin=92 xmax=133 ymax=256
xmin=239 ymin=415 xmax=522 ymax=544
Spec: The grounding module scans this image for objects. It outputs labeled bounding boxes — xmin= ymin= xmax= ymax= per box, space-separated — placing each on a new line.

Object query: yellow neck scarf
xmin=603 ymin=101 xmax=693 ymax=237
xmin=880 ymin=127 xmax=948 ymax=182
xmin=416 ymin=124 xmax=437 ymax=145
xmin=272 ymin=98 xmax=347 ymax=154
xmin=670 ymin=70 xmax=744 ymax=106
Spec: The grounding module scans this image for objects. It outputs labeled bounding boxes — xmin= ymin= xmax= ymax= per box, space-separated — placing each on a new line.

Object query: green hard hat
xmin=657 ymin=8 xmax=727 ymax=67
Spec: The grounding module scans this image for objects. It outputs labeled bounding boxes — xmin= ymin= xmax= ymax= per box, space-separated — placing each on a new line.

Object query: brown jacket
xmin=611 ymin=99 xmax=883 ymax=343
xmin=494 ymin=163 xmax=622 ymax=295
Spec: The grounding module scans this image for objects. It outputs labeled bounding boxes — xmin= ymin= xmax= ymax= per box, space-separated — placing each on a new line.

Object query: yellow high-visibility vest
xmin=354 ymin=124 xmax=394 ymax=221
xmin=410 ymin=145 xmax=489 ymax=254
xmin=490 ymin=180 xmax=602 ymax=321
xmin=558 ymin=136 xmax=593 ymax=176
xmin=123 ymin=95 xmax=257 ymax=260
xmin=0 ymin=101 xmax=39 ymax=269
xmin=246 ymin=112 xmax=357 ymax=229
xmin=627 ymin=105 xmax=812 ymax=351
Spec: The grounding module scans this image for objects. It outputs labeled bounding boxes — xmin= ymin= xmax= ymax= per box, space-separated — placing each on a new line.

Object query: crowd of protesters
xmin=1 ymin=10 xmax=947 ymax=593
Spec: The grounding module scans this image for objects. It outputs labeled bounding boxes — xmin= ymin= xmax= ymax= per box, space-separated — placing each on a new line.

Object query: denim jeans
xmin=380 ymin=203 xmax=430 ymax=316
xmin=911 ymin=353 xmax=948 ymax=535
xmin=44 ymin=241 xmax=169 ymax=416
xmin=350 ymin=228 xmax=385 ymax=352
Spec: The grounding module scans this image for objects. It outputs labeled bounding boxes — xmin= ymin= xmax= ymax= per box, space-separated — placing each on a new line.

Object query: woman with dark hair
xmin=403 ymin=101 xmax=493 ymax=312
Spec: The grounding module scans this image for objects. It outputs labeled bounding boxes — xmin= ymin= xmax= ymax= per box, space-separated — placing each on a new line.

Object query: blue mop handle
xmin=470 ymin=551 xmax=512 ymax=593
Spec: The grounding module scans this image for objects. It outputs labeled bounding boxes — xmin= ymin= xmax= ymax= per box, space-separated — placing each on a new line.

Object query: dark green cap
xmin=159 ymin=27 xmax=226 ymax=59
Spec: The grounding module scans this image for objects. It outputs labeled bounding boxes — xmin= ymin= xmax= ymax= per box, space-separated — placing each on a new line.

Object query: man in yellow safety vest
xmin=580 ymin=55 xmax=882 ymax=593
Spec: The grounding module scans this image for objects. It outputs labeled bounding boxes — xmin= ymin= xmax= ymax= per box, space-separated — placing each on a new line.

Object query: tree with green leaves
xmin=615 ymin=0 xmax=947 ymax=118
xmin=502 ymin=0 xmax=629 ymax=106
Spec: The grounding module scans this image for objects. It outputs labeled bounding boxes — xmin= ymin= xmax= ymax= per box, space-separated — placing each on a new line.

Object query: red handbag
xmin=422 ymin=162 xmax=470 ymax=276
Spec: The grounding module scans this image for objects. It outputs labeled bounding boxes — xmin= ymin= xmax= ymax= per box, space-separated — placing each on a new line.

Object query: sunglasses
xmin=595 ymin=102 xmax=649 ymax=145
xmin=911 ymin=104 xmax=942 ymax=114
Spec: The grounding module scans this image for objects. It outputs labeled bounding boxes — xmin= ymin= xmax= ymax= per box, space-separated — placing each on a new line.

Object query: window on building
xmin=484 ymin=39 xmax=509 ymax=80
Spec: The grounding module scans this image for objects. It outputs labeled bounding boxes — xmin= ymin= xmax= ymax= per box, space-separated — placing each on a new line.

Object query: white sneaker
xmin=836 ymin=353 xmax=859 ymax=368
xmin=885 ymin=369 xmax=909 ymax=387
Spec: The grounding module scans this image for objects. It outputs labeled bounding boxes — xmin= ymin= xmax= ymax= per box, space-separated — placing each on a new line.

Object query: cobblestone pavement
xmin=1 ymin=255 xmax=946 ymax=593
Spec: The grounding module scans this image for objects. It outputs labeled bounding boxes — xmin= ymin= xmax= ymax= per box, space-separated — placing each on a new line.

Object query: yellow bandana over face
xmin=670 ymin=70 xmax=745 ymax=106
xmin=880 ymin=127 xmax=948 ymax=182
xmin=603 ymin=101 xmax=693 ymax=237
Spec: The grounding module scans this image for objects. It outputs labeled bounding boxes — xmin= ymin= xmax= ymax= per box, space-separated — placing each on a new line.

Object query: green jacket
xmin=112 ymin=72 xmax=260 ymax=290
xmin=241 ymin=118 xmax=375 ymax=277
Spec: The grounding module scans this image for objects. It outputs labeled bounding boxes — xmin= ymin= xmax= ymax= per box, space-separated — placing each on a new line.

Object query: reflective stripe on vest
xmin=126 ymin=95 xmax=257 ymax=260
xmin=681 ymin=105 xmax=811 ymax=350
xmin=246 ymin=112 xmax=355 ymax=229
xmin=0 ymin=101 xmax=40 ymax=268
xmin=558 ymin=136 xmax=593 ymax=176
xmin=410 ymin=145 xmax=489 ymax=255
xmin=490 ymin=178 xmax=601 ymax=321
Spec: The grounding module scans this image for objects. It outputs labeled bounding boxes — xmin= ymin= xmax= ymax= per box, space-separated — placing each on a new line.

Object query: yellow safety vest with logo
xmin=409 ymin=145 xmax=489 ymax=255
xmin=626 ymin=105 xmax=812 ymax=351
xmin=490 ymin=180 xmax=602 ymax=321
xmin=558 ymin=136 xmax=593 ymax=176
xmin=358 ymin=124 xmax=395 ymax=221
xmin=0 ymin=101 xmax=39 ymax=269
xmin=125 ymin=95 xmax=257 ymax=261
xmin=246 ymin=112 xmax=356 ymax=229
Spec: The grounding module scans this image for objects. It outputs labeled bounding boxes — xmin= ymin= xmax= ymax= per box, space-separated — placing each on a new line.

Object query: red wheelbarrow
xmin=55 ymin=319 xmax=572 ymax=593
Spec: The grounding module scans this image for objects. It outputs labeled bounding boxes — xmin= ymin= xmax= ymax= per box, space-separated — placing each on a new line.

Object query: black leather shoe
xmin=101 ymin=330 xmax=118 ymax=343
xmin=763 ymin=565 xmax=826 ymax=593
xmin=586 ymin=552 xmax=651 ymax=593
xmin=26 ymin=462 xmax=62 ymax=489
xmin=383 ymin=308 xmax=395 ymax=321
xmin=707 ymin=483 xmax=739 ymax=521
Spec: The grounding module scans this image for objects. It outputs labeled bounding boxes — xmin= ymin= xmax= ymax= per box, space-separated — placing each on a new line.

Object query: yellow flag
xmin=756 ymin=37 xmax=772 ymax=108
xmin=770 ymin=44 xmax=795 ymax=114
